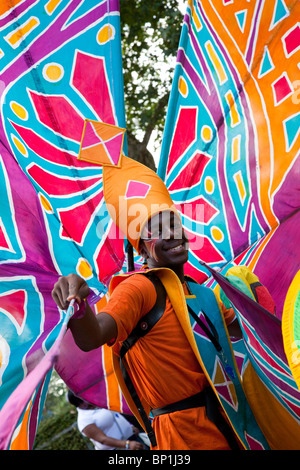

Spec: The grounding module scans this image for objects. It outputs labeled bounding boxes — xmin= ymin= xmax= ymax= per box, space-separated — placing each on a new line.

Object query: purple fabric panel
xmin=0 ymin=145 xmax=57 ymax=273
xmin=205 ymin=264 xmax=300 ymax=404
xmin=272 ymin=157 xmax=300 ymax=222
xmin=0 ymin=145 xmax=61 ymax=373
xmin=254 ymin=211 xmax=300 ymax=317
xmin=204 ymin=263 xmax=283 ymax=351
xmin=56 ymin=328 xmax=131 ymax=415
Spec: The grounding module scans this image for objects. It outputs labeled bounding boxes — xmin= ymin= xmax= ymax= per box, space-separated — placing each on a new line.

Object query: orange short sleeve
xmin=99 ymin=274 xmax=157 ymax=343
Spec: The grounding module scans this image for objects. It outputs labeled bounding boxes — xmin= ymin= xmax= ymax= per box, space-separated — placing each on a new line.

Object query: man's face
xmin=140 ymin=211 xmax=189 ymax=268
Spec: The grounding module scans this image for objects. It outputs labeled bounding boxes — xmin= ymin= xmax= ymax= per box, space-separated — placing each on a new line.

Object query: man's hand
xmin=128 ymin=440 xmax=145 ymax=450
xmin=51 ymin=273 xmax=117 ymax=352
xmin=52 ymin=273 xmax=90 ymax=310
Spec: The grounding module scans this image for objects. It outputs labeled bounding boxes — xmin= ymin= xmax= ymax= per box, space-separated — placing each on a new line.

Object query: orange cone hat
xmin=78 ymin=120 xmax=178 ymax=252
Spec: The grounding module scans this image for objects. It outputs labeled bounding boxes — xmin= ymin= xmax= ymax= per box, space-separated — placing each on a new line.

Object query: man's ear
xmin=139 ymin=240 xmax=149 ymax=260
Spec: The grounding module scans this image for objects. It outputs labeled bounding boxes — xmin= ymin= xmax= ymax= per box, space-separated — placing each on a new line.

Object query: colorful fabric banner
xmin=158 ymin=0 xmax=300 ymax=447
xmin=0 ymin=0 xmax=128 ymax=449
xmin=205 ymin=264 xmax=300 ymax=448
xmin=158 ymin=0 xmax=300 ymax=315
xmin=2 ymin=0 xmax=300 ymax=450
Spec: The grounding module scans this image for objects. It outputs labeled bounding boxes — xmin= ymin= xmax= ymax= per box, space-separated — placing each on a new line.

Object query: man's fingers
xmin=52 ymin=290 xmax=65 ymax=310
xmin=52 ymin=274 xmax=90 ymax=310
xmin=77 ymin=283 xmax=91 ymax=301
xmin=52 ymin=277 xmax=69 ymax=310
xmin=66 ymin=274 xmax=90 ymax=303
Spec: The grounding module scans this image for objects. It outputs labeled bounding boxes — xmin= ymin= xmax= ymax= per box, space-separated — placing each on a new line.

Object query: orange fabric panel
xmin=102 ymin=343 xmax=123 ymax=412
xmin=10 ymin=399 xmax=32 ymax=450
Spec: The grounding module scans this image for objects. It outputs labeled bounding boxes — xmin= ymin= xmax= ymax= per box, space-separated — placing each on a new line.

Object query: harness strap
xmin=120 ymin=274 xmax=167 ymax=356
xmin=119 ymin=274 xmax=167 ymax=447
xmin=185 ymin=278 xmax=223 ymax=353
xmin=187 ymin=305 xmax=222 ymax=353
xmin=119 ymin=359 xmax=157 ymax=446
xmin=152 ymin=391 xmax=206 ymax=417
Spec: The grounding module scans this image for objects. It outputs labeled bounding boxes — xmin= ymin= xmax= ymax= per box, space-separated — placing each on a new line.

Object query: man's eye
xmin=146 ymin=224 xmax=161 ymax=238
xmin=141 ymin=229 xmax=160 ymax=239
xmin=148 ymin=230 xmax=160 ymax=239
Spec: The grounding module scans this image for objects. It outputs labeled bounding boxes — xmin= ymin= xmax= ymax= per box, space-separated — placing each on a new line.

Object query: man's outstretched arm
xmin=52 ymin=273 xmax=117 ymax=351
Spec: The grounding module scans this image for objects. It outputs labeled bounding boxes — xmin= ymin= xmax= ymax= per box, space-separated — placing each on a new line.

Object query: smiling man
xmin=53 ymin=209 xmax=238 ymax=450
xmin=52 ymin=156 xmax=268 ymax=450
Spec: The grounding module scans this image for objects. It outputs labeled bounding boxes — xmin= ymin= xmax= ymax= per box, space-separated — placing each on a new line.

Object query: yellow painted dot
xmin=77 ymin=258 xmax=93 ymax=279
xmin=205 ymin=176 xmax=214 ymax=194
xmin=39 ymin=194 xmax=53 ymax=213
xmin=211 ymin=226 xmax=224 ymax=243
xmin=178 ymin=76 xmax=188 ymax=97
xmin=10 ymin=101 xmax=28 ymax=120
xmin=97 ymin=24 xmax=115 ymax=44
xmin=11 ymin=134 xmax=27 ymax=156
xmin=43 ymin=63 xmax=63 ymax=82
xmin=201 ymin=125 xmax=213 ymax=143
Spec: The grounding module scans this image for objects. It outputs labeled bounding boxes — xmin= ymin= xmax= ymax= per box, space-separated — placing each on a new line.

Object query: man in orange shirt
xmin=52 ymin=209 xmax=242 ymax=450
xmin=52 ymin=154 xmax=272 ymax=450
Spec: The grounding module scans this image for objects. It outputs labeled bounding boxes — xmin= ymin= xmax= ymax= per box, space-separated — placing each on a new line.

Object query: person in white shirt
xmin=67 ymin=390 xmax=146 ymax=450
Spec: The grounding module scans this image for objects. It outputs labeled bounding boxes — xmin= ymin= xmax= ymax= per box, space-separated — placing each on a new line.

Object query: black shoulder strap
xmin=119 ymin=273 xmax=166 ymax=447
xmin=185 ymin=277 xmax=222 ymax=353
xmin=120 ymin=274 xmax=166 ymax=357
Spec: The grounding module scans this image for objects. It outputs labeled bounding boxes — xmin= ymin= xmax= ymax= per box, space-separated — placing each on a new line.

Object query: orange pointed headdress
xmin=78 ymin=120 xmax=178 ymax=252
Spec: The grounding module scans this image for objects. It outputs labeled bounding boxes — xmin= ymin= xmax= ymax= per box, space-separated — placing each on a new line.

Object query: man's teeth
xmin=168 ymin=245 xmax=182 ymax=251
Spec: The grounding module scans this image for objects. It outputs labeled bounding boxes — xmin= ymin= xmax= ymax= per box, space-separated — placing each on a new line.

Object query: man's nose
xmin=161 ymin=225 xmax=173 ymax=239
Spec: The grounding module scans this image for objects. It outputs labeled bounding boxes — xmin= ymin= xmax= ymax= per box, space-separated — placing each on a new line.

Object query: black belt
xmin=152 ymin=391 xmax=205 ymax=417
xmin=152 ymin=388 xmax=241 ymax=450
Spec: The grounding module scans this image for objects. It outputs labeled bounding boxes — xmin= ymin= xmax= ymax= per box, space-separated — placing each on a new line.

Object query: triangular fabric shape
xmin=0 ymin=290 xmax=26 ymax=334
xmin=270 ymin=0 xmax=289 ymax=30
xmin=283 ymin=111 xmax=300 ymax=152
xmin=258 ymin=47 xmax=274 ymax=78
xmin=0 ymin=219 xmax=11 ymax=251
xmin=235 ymin=10 xmax=247 ymax=33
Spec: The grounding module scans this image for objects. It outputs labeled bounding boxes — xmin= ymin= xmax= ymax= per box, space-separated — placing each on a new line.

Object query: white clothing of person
xmin=77 ymin=407 xmax=135 ymax=450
